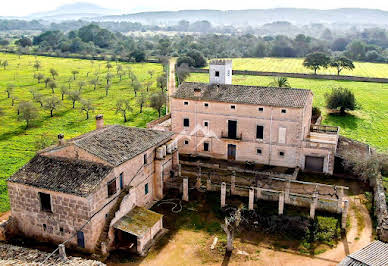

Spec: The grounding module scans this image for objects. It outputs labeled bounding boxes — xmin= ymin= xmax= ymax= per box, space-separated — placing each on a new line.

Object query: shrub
xmin=325 ymin=87 xmax=357 ymax=115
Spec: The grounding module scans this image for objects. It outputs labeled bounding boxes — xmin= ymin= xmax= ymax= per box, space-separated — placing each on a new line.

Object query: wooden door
xmin=305 ymin=156 xmax=324 ymax=172
xmin=227 ymin=144 xmax=236 ymax=160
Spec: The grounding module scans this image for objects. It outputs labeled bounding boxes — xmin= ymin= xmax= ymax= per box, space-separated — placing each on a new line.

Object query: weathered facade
xmin=7 ymin=116 xmax=179 ymax=255
xmin=170 ymin=59 xmax=339 ymax=174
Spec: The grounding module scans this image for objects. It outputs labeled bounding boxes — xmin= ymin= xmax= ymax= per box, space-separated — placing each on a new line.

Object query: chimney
xmin=58 ymin=134 xmax=65 ymax=145
xmin=96 ymin=114 xmax=104 ymax=129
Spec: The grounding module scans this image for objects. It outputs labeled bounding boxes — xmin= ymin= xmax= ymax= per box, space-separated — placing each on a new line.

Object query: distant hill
xmin=27 ymin=2 xmax=121 ymax=21
xmin=95 ymin=8 xmax=388 ymax=26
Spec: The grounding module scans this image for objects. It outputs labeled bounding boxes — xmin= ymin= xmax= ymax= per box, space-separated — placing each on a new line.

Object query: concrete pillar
xmin=342 ymin=200 xmax=349 ymax=229
xmin=154 ymin=159 xmax=164 ymax=200
xmin=58 ymin=244 xmax=66 ymax=260
xmin=231 ymin=171 xmax=236 ymax=195
xmin=310 ymin=193 xmax=318 ymax=219
xmin=285 ymin=180 xmax=291 ymax=204
xmin=337 ymin=187 xmax=344 ymax=212
xmin=249 ymin=187 xmax=254 ymax=210
xmin=278 ymin=192 xmax=285 ymax=215
xmin=183 ymin=178 xmax=189 ymax=202
xmin=207 ymin=178 xmax=212 ymax=191
xmin=221 ymin=182 xmax=226 ymax=207
xmin=178 ymin=164 xmax=182 ymax=177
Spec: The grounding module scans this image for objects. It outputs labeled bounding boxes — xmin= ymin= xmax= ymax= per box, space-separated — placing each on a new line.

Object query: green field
xmin=187 ymin=73 xmax=388 ymax=151
xmin=207 ymin=58 xmax=388 ymax=78
xmin=0 ymin=53 xmax=164 ymax=212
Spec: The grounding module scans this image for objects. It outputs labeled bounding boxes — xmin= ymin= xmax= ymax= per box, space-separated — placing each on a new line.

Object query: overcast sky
xmin=2 ymin=0 xmax=388 ymax=16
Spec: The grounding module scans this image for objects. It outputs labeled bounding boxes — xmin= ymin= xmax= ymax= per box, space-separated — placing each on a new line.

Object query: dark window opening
xmin=184 ymin=140 xmax=189 ymax=145
xmin=256 ymin=125 xmax=264 ymax=139
xmin=77 ymin=231 xmax=85 ymax=248
xmin=258 ymin=107 xmax=264 ymax=112
xmin=231 ymin=105 xmax=236 ymax=110
xmin=43 ymin=224 xmax=47 ymax=231
xmin=279 ymin=151 xmax=285 ymax=156
xmin=119 ymin=173 xmax=124 ymax=190
xmin=204 ymin=103 xmax=209 ymax=107
xmin=204 ymin=142 xmax=209 ymax=152
xmin=145 ymin=183 xmax=149 ymax=195
xmin=60 ymin=227 xmax=64 ymax=233
xmin=228 ymin=120 xmax=237 ymax=139
xmin=215 ymin=71 xmax=220 ymax=77
xmin=144 ymin=154 xmax=148 ymax=165
xmin=204 ymin=121 xmax=208 ymax=127
xmin=281 ymin=109 xmax=287 ymax=113
xmin=184 ymin=101 xmax=188 ymax=105
xmin=107 ymin=179 xmax=117 ymax=197
xmin=257 ymin=149 xmax=262 ymax=154
xmin=183 ymin=118 xmax=189 ymax=127
xmin=39 ymin=192 xmax=52 ymax=212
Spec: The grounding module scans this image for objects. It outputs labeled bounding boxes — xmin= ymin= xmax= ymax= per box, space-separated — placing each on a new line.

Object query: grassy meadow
xmin=187 ymin=73 xmax=388 ymax=151
xmin=206 ymin=58 xmax=388 ymax=78
xmin=0 ymin=53 xmax=164 ymax=212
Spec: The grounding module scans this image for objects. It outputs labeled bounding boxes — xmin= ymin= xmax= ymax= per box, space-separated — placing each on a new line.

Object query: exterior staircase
xmin=94 ymin=187 xmax=129 ymax=255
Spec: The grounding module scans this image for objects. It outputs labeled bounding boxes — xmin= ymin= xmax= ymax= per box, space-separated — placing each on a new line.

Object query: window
xmin=281 ymin=109 xmax=287 ymax=114
xmin=204 ymin=103 xmax=209 ymax=107
xmin=204 ymin=121 xmax=209 ymax=127
xmin=60 ymin=227 xmax=64 ymax=233
xmin=144 ymin=154 xmax=148 ymax=165
xmin=184 ymin=140 xmax=189 ymax=145
xmin=119 ymin=173 xmax=124 ymax=190
xmin=257 ymin=149 xmax=262 ymax=154
xmin=215 ymin=71 xmax=220 ymax=77
xmin=145 ymin=183 xmax=149 ymax=195
xmin=184 ymin=101 xmax=188 ymax=105
xmin=279 ymin=151 xmax=285 ymax=157
xmin=256 ymin=125 xmax=264 ymax=139
xmin=278 ymin=127 xmax=287 ymax=144
xmin=204 ymin=142 xmax=209 ymax=152
xmin=183 ymin=118 xmax=190 ymax=127
xmin=43 ymin=224 xmax=47 ymax=231
xmin=231 ymin=105 xmax=236 ymax=110
xmin=107 ymin=179 xmax=117 ymax=197
xmin=39 ymin=192 xmax=52 ymax=212
xmin=258 ymin=107 xmax=264 ymax=112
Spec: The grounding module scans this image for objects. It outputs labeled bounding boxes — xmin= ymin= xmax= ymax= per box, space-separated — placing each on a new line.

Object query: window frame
xmin=258 ymin=107 xmax=264 ymax=112
xmin=279 ymin=151 xmax=285 ymax=157
xmin=204 ymin=103 xmax=209 ymax=107
xmin=183 ymin=118 xmax=190 ymax=128
xmin=39 ymin=192 xmax=52 ymax=213
xmin=230 ymin=105 xmax=236 ymax=110
xmin=281 ymin=109 xmax=287 ymax=114
xmin=257 ymin=148 xmax=262 ymax=155
xmin=215 ymin=71 xmax=220 ymax=77
xmin=204 ymin=142 xmax=210 ymax=152
xmin=256 ymin=125 xmax=264 ymax=140
xmin=107 ymin=178 xmax=117 ymax=198
xmin=145 ymin=183 xmax=149 ymax=195
xmin=184 ymin=101 xmax=189 ymax=106
xmin=184 ymin=140 xmax=189 ymax=145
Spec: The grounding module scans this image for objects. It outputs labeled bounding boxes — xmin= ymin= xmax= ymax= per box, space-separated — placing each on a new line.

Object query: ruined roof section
xmin=174 ymin=82 xmax=311 ymax=108
xmin=8 ymin=155 xmax=113 ymax=197
xmin=72 ymin=125 xmax=173 ymax=166
xmin=210 ymin=59 xmax=232 ymax=65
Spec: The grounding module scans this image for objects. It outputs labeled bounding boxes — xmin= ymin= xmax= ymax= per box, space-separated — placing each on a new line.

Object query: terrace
xmin=307 ymin=125 xmax=339 ymax=146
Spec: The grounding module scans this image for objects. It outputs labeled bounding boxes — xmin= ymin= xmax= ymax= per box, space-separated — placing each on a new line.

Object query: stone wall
xmin=372 ymin=174 xmax=388 ymax=242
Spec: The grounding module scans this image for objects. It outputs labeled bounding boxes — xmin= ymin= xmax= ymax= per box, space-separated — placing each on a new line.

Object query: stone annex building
xmin=170 ymin=59 xmax=339 ymax=174
xmin=8 ymin=116 xmax=179 ymax=255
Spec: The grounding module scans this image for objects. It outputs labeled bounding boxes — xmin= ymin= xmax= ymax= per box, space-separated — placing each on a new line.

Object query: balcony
xmin=308 ymin=125 xmax=339 ymax=146
xmin=310 ymin=125 xmax=339 ymax=135
xmin=221 ymin=131 xmax=243 ymax=141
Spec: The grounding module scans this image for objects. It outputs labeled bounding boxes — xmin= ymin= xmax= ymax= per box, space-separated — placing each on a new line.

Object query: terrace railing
xmin=310 ymin=125 xmax=339 ymax=135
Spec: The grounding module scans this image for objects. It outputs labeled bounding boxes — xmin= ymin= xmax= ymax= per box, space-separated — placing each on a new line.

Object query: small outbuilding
xmin=338 ymin=240 xmax=388 ymax=266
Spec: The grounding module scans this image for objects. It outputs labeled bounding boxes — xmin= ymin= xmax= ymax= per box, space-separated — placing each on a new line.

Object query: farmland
xmin=0 ymin=53 xmax=164 ymax=212
xmin=206 ymin=57 xmax=388 ymax=78
xmin=186 ymin=73 xmax=388 ymax=151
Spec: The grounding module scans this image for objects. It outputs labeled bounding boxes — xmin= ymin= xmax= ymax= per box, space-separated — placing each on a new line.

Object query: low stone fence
xmin=190 ymin=68 xmax=388 ymax=84
xmin=146 ymin=113 xmax=171 ymax=129
xmin=372 ymin=174 xmax=388 ymax=242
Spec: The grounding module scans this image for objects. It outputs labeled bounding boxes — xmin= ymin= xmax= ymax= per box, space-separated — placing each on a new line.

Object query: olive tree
xmin=325 ymin=87 xmax=357 ymax=115
xmin=222 ymin=205 xmax=244 ymax=252
xmin=303 ymin=52 xmax=331 ymax=74
xmin=59 ymin=86 xmax=68 ymax=100
xmin=330 ymin=56 xmax=355 ymax=76
xmin=5 ymin=84 xmax=15 ymax=98
xmin=150 ymin=92 xmax=166 ymax=117
xmin=89 ymin=78 xmax=99 ymax=90
xmin=71 ymin=70 xmax=79 ymax=80
xmin=47 ymin=80 xmax=57 ymax=94
xmin=50 ymin=68 xmax=58 ymax=80
xmin=68 ymin=90 xmax=81 ymax=108
xmin=115 ymin=98 xmax=132 ymax=122
xmin=34 ymin=73 xmax=45 ymax=84
xmin=33 ymin=60 xmax=41 ymax=71
xmin=80 ymin=99 xmax=95 ymax=120
xmin=44 ymin=96 xmax=61 ymax=117
xmin=30 ymin=89 xmax=44 ymax=107
xmin=136 ymin=92 xmax=148 ymax=113
xmin=18 ymin=101 xmax=38 ymax=128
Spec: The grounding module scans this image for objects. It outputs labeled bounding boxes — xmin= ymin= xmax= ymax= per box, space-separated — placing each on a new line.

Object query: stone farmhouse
xmin=170 ymin=59 xmax=339 ymax=174
xmin=7 ymin=116 xmax=179 ymax=255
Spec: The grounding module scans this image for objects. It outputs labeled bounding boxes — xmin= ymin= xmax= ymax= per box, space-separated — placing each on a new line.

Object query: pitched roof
xmin=8 ymin=155 xmax=113 ymax=197
xmin=173 ymin=82 xmax=311 ymax=108
xmin=339 ymin=241 xmax=388 ymax=266
xmin=72 ymin=125 xmax=173 ymax=166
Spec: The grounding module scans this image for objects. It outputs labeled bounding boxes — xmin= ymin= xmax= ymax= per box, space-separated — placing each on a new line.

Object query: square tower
xmin=209 ymin=59 xmax=232 ymax=85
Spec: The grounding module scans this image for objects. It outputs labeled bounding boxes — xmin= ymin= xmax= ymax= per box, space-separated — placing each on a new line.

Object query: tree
xmin=47 ymin=80 xmax=57 ymax=93
xmin=106 ymin=62 xmax=113 ymax=71
xmin=325 ymin=87 xmax=357 ymax=115
xmin=303 ymin=52 xmax=331 ymax=74
xmin=115 ymin=98 xmax=132 ymax=122
xmin=150 ymin=92 xmax=166 ymax=117
xmin=157 ymin=75 xmax=167 ymax=92
xmin=90 ymin=78 xmax=99 ymax=90
xmin=137 ymin=92 xmax=147 ymax=113
xmin=16 ymin=36 xmax=32 ymax=47
xmin=222 ymin=205 xmax=244 ymax=252
xmin=105 ymin=73 xmax=113 ymax=85
xmin=133 ymin=80 xmax=141 ymax=96
xmin=78 ymin=81 xmax=86 ymax=92
xmin=117 ymin=71 xmax=124 ymax=81
xmin=68 ymin=90 xmax=81 ymax=108
xmin=144 ymin=80 xmax=153 ymax=92
xmin=148 ymin=70 xmax=155 ymax=79
xmin=44 ymin=77 xmax=52 ymax=88
xmin=330 ymin=56 xmax=355 ymax=76
xmin=49 ymin=68 xmax=58 ymax=80
xmin=59 ymin=86 xmax=68 ymax=100
xmin=30 ymin=89 xmax=44 ymax=107
xmin=128 ymin=71 xmax=137 ymax=87
xmin=44 ymin=96 xmax=61 ymax=117
xmin=71 ymin=70 xmax=79 ymax=80
xmin=116 ymin=64 xmax=123 ymax=75
xmin=33 ymin=61 xmax=41 ymax=71
xmin=80 ymin=99 xmax=95 ymax=120
xmin=10 ymin=95 xmax=18 ymax=106
xmin=34 ymin=73 xmax=45 ymax=84
xmin=105 ymin=84 xmax=111 ymax=96
xmin=5 ymin=84 xmax=15 ymax=98
xmin=176 ymin=63 xmax=191 ymax=84
xmin=2 ymin=60 xmax=8 ymax=70
xmin=18 ymin=101 xmax=38 ymax=128
xmin=268 ymin=77 xmax=291 ymax=88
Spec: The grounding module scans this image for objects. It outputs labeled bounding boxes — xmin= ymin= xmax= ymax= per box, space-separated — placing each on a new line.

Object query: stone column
xmin=182 ymin=178 xmax=189 ymax=202
xmin=278 ymin=192 xmax=285 ymax=215
xmin=154 ymin=159 xmax=164 ymax=200
xmin=58 ymin=244 xmax=66 ymax=260
xmin=249 ymin=187 xmax=254 ymax=210
xmin=310 ymin=193 xmax=318 ymax=219
xmin=285 ymin=180 xmax=291 ymax=204
xmin=231 ymin=171 xmax=236 ymax=195
xmin=337 ymin=187 xmax=344 ymax=213
xmin=207 ymin=178 xmax=212 ymax=191
xmin=342 ymin=200 xmax=349 ymax=229
xmin=221 ymin=182 xmax=226 ymax=207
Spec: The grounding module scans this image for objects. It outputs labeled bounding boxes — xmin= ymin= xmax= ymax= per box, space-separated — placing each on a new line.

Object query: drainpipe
xmin=268 ymin=107 xmax=273 ymax=166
